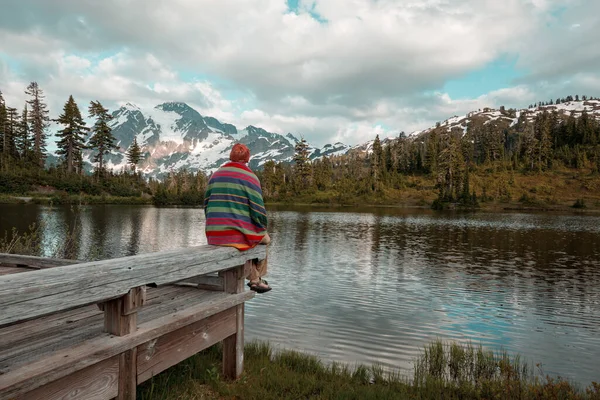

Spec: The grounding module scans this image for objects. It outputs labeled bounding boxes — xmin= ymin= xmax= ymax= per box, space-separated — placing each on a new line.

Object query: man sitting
xmin=204 ymin=143 xmax=272 ymax=293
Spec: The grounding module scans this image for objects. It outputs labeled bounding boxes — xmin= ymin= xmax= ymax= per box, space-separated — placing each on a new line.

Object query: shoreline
xmin=2 ymin=193 xmax=600 ymax=213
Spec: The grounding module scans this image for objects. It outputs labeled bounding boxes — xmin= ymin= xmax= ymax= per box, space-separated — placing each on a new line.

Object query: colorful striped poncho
xmin=204 ymin=161 xmax=268 ymax=250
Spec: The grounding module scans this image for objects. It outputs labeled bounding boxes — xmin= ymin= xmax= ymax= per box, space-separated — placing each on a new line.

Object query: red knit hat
xmin=229 ymin=143 xmax=250 ymax=163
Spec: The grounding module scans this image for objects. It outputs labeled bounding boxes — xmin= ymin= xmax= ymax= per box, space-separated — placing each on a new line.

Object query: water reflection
xmin=0 ymin=204 xmax=599 ymax=384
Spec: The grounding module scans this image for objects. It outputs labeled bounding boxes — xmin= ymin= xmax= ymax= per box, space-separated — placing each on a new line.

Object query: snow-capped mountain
xmin=82 ymin=102 xmax=351 ymax=176
xmin=347 ymin=99 xmax=600 ymax=156
xmin=62 ymin=98 xmax=600 ymax=173
xmin=410 ymin=99 xmax=600 ymax=139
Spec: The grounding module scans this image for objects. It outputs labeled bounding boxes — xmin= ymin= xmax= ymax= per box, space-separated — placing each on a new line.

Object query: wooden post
xmin=103 ymin=287 xmax=145 ymax=336
xmin=220 ymin=265 xmax=246 ymax=379
xmin=103 ymin=287 xmax=145 ymax=400
xmin=118 ymin=348 xmax=137 ymax=400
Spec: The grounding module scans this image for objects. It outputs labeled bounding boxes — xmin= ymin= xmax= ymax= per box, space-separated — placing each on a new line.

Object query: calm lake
xmin=1 ymin=204 xmax=599 ymax=384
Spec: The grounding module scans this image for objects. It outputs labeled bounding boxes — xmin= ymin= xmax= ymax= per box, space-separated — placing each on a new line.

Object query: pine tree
xmin=126 ymin=137 xmax=142 ymax=173
xmin=533 ymin=112 xmax=553 ymax=170
xmin=55 ymin=95 xmax=88 ymax=173
xmin=88 ymin=100 xmax=118 ymax=175
xmin=437 ymin=135 xmax=465 ymax=201
xmin=371 ymin=135 xmax=383 ymax=191
xmin=313 ymin=156 xmax=333 ymax=191
xmin=3 ymin=107 xmax=19 ymax=159
xmin=15 ymin=105 xmax=32 ymax=162
xmin=293 ymin=138 xmax=311 ymax=191
xmin=25 ymin=82 xmax=50 ymax=168
xmin=522 ymin=126 xmax=539 ymax=171
xmin=0 ymin=92 xmax=7 ymax=160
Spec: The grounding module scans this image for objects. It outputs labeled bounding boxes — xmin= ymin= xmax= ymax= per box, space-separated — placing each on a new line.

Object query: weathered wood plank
xmin=0 ymin=291 xmax=254 ymax=399
xmin=118 ymin=349 xmax=137 ymax=400
xmin=0 ymin=245 xmax=265 ymax=327
xmin=0 ymin=312 xmax=103 ymax=368
xmin=11 ymin=356 xmax=119 ymax=400
xmin=0 ymin=306 xmax=101 ymax=350
xmin=0 ymin=253 xmax=78 ymax=269
xmin=0 ymin=286 xmax=185 ymax=354
xmin=0 ymin=288 xmax=220 ymax=371
xmin=137 ymin=308 xmax=236 ymax=383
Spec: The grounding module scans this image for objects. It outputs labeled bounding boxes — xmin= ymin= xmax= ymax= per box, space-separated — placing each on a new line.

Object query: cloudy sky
xmin=1 ymin=0 xmax=599 ymax=146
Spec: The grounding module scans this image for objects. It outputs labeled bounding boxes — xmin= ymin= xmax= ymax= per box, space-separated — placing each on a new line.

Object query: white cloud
xmin=0 ymin=0 xmax=599 ymax=146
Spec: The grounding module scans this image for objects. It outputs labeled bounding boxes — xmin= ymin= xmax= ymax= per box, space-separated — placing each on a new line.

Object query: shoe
xmin=248 ymin=279 xmax=271 ymax=294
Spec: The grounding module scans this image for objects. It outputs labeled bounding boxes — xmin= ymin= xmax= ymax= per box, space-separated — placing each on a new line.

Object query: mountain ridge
xmin=66 ymin=98 xmax=600 ymax=176
xmin=78 ymin=102 xmax=351 ymax=177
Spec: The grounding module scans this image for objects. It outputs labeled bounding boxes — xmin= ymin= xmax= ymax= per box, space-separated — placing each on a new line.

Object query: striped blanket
xmin=204 ymin=161 xmax=268 ymax=250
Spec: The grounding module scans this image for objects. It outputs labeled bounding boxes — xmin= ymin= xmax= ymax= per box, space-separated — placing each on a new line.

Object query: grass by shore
xmin=138 ymin=341 xmax=599 ymax=400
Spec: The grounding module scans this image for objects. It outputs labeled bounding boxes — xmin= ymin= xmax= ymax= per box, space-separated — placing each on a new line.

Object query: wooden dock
xmin=0 ymin=246 xmax=265 ymax=400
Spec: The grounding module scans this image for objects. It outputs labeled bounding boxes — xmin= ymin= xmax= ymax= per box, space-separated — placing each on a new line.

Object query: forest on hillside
xmin=2 ymin=82 xmax=600 ymax=208
xmin=256 ymin=99 xmax=600 ymax=208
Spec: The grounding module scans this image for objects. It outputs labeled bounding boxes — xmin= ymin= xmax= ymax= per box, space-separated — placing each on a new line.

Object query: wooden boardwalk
xmin=0 ymin=246 xmax=265 ymax=400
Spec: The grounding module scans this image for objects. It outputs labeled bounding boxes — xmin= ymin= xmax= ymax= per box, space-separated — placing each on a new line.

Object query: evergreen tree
xmin=0 ymin=91 xmax=7 ymax=162
xmin=3 ymin=107 xmax=19 ymax=159
xmin=16 ymin=105 xmax=32 ymax=162
xmin=88 ymin=100 xmax=118 ymax=175
xmin=25 ymin=82 xmax=50 ymax=168
xmin=371 ymin=135 xmax=383 ymax=191
xmin=293 ymin=138 xmax=311 ymax=191
xmin=127 ymin=137 xmax=142 ymax=173
xmin=534 ymin=112 xmax=552 ymax=170
xmin=313 ymin=157 xmax=333 ymax=191
xmin=425 ymin=130 xmax=440 ymax=174
xmin=55 ymin=95 xmax=87 ymax=173
xmin=436 ymin=135 xmax=465 ymax=201
xmin=522 ymin=126 xmax=539 ymax=171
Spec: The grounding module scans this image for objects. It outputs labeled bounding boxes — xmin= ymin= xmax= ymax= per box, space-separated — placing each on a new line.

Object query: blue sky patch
xmin=286 ymin=0 xmax=327 ymax=23
xmin=443 ymin=57 xmax=526 ymax=99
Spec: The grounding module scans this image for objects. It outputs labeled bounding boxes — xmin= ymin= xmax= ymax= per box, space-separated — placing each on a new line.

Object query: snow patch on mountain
xmin=411 ymin=99 xmax=600 ymax=139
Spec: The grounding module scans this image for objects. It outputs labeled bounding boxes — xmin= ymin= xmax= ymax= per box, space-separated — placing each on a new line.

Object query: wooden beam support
xmin=0 ymin=291 xmax=254 ymax=400
xmin=123 ymin=287 xmax=146 ymax=316
xmin=104 ymin=287 xmax=145 ymax=336
xmin=118 ymin=349 xmax=137 ymax=400
xmin=220 ymin=266 xmax=245 ymax=379
xmin=0 ymin=248 xmax=260 ymax=399
xmin=136 ymin=308 xmax=236 ymax=383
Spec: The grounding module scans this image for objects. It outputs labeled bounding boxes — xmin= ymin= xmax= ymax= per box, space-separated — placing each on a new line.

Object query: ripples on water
xmin=247 ymin=209 xmax=600 ymax=384
xmin=1 ymin=205 xmax=599 ymax=384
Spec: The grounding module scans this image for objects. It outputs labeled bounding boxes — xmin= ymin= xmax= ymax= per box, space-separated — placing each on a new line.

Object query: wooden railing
xmin=0 ymin=245 xmax=265 ymax=400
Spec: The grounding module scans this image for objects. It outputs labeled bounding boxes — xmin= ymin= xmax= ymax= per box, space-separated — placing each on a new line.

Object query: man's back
xmin=204 ymin=161 xmax=268 ymax=250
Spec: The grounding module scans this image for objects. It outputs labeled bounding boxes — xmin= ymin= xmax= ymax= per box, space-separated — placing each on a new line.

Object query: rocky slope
xmin=79 ymin=102 xmax=349 ymax=176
